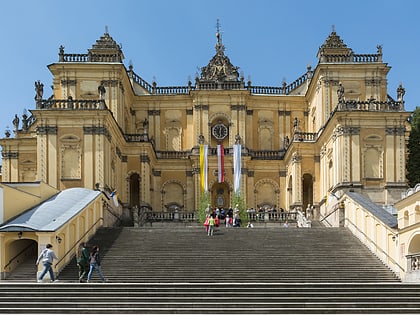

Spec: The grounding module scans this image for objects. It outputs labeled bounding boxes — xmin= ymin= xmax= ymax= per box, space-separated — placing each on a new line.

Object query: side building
xmin=0 ymin=28 xmax=410 ymax=224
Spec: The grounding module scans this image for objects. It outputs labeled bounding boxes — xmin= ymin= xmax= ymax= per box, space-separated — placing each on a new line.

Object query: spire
xmin=215 ymin=19 xmax=225 ymax=55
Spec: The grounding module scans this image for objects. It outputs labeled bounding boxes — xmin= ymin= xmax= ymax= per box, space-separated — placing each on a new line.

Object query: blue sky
xmin=0 ymin=0 xmax=419 ymax=141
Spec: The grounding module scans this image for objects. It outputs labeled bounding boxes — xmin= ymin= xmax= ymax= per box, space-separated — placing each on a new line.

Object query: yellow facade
xmin=0 ymin=29 xmax=411 ymax=220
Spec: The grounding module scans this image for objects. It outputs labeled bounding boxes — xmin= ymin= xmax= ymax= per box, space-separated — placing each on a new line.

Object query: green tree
xmin=197 ymin=192 xmax=210 ymax=224
xmin=407 ymin=107 xmax=420 ymax=187
xmin=231 ymin=192 xmax=247 ymax=227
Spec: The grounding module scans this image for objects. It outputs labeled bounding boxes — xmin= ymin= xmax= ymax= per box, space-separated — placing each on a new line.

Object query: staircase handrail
xmin=345 ymin=218 xmax=405 ymax=274
xmin=319 ymin=204 xmax=340 ymax=226
xmin=55 ymin=217 xmax=104 ymax=270
xmin=4 ymin=242 xmax=35 ymax=271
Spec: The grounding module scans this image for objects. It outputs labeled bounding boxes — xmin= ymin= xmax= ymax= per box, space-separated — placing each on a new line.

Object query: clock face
xmin=212 ymin=123 xmax=228 ymax=140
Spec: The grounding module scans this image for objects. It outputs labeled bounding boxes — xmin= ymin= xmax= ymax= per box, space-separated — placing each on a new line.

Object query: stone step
xmin=0 ymin=283 xmax=419 ymax=314
xmin=56 ymin=226 xmax=399 ymax=283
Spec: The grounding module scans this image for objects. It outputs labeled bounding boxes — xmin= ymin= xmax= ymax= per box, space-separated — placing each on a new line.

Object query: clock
xmin=212 ymin=123 xmax=228 ymax=140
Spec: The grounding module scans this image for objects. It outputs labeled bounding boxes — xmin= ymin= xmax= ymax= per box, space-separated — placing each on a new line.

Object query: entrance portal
xmin=211 ymin=182 xmax=230 ymax=209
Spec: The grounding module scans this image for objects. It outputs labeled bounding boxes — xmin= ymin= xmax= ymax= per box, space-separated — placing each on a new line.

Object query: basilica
xmin=0 ymin=27 xmax=410 ymax=223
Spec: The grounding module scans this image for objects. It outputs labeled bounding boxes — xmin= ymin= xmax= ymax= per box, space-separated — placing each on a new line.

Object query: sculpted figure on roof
xmin=200 ymin=28 xmax=239 ymax=82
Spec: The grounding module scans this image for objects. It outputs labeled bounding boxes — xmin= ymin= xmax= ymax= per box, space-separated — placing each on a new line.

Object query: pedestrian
xmin=87 ymin=245 xmax=107 ymax=283
xmin=208 ymin=215 xmax=215 ymax=236
xmin=233 ymin=213 xmax=241 ymax=227
xmin=204 ymin=214 xmax=210 ymax=233
xmin=76 ymin=242 xmax=89 ymax=282
xmin=36 ymin=243 xmax=58 ymax=283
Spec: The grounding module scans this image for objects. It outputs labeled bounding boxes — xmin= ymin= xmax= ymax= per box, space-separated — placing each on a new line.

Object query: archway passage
xmin=4 ymin=239 xmax=38 ymax=280
xmin=129 ymin=173 xmax=140 ymax=208
xmin=211 ymin=182 xmax=230 ymax=210
xmin=302 ymin=173 xmax=313 ymax=209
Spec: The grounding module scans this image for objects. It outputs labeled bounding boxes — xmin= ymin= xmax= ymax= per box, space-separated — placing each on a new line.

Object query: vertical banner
xmin=200 ymin=144 xmax=208 ymax=193
xmin=217 ymin=144 xmax=225 ymax=183
xmin=110 ymin=190 xmax=119 ymax=207
xmin=233 ymin=144 xmax=241 ymax=194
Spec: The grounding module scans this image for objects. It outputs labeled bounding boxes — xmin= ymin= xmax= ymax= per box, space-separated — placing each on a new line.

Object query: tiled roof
xmin=347 ymin=192 xmax=397 ymax=228
xmin=0 ymin=188 xmax=101 ymax=232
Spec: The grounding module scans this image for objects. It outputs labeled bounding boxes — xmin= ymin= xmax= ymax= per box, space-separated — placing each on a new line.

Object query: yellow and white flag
xmin=200 ymin=144 xmax=208 ymax=193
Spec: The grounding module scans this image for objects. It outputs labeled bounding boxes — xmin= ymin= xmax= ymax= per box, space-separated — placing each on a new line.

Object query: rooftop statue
xmin=200 ymin=21 xmax=239 ymax=82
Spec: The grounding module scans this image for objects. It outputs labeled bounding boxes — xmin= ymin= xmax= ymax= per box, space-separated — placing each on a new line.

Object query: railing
xmin=61 ymin=53 xmax=122 ymax=63
xmin=406 ymin=252 xmax=420 ymax=272
xmin=249 ymin=149 xmax=285 ymax=160
xmin=129 ymin=70 xmax=153 ymax=93
xmin=142 ymin=210 xmax=297 ymax=224
xmin=196 ymin=81 xmax=244 ymax=90
xmin=55 ymin=217 xmax=104 ymax=270
xmin=3 ymin=242 xmax=36 ymax=273
xmin=321 ymin=53 xmax=380 ymax=63
xmin=337 ymin=99 xmax=404 ymax=112
xmin=62 ymin=53 xmax=89 ymax=62
xmin=345 ymin=218 xmax=404 ymax=275
xmin=155 ymin=151 xmax=190 ymax=159
xmin=38 ymin=99 xmax=106 ymax=110
xmin=293 ymin=132 xmax=317 ymax=142
xmin=246 ymin=211 xmax=297 ymax=222
xmin=155 ymin=86 xmax=191 ymax=94
xmin=250 ymin=86 xmax=283 ymax=95
xmin=250 ymin=71 xmax=310 ymax=95
xmin=125 ymin=134 xmax=149 ymax=142
xmin=144 ymin=211 xmax=197 ymax=222
xmin=319 ymin=203 xmax=341 ymax=227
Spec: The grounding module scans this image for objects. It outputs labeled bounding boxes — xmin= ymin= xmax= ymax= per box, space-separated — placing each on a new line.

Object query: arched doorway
xmin=3 ymin=238 xmax=38 ymax=280
xmin=129 ymin=173 xmax=140 ymax=208
xmin=302 ymin=173 xmax=313 ymax=209
xmin=211 ymin=182 xmax=230 ymax=210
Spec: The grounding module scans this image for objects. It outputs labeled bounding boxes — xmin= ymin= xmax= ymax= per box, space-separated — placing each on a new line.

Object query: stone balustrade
xmin=124 ymin=134 xmax=149 ymax=142
xmin=155 ymin=151 xmax=190 ymax=159
xmin=321 ymin=53 xmax=380 ymax=63
xmin=38 ymin=99 xmax=106 ymax=110
xmin=338 ymin=99 xmax=404 ymax=112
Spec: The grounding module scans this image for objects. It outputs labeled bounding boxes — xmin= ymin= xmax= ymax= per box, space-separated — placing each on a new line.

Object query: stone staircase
xmin=59 ymin=226 xmax=399 ymax=283
xmin=2 ymin=224 xmax=420 ymax=313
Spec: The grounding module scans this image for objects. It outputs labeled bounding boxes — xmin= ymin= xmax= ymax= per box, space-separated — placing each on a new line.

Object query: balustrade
xmin=155 ymin=86 xmax=190 ymax=94
xmin=293 ymin=132 xmax=317 ymax=142
xmin=249 ymin=149 xmax=285 ymax=160
xmin=406 ymin=253 xmax=420 ymax=272
xmin=125 ymin=134 xmax=149 ymax=142
xmin=155 ymin=151 xmax=190 ymax=159
xmin=39 ymin=99 xmax=106 ymax=110
xmin=141 ymin=210 xmax=297 ymax=224
xmin=338 ymin=99 xmax=403 ymax=112
xmin=61 ymin=53 xmax=122 ymax=63
xmin=322 ymin=53 xmax=380 ymax=63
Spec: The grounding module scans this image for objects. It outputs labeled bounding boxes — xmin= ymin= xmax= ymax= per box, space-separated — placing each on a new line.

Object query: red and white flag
xmin=217 ymin=144 xmax=224 ymax=183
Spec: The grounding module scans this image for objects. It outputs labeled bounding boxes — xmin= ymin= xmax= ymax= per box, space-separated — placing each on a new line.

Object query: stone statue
xmin=35 ymin=80 xmax=44 ymax=100
xmin=337 ymin=82 xmax=344 ymax=102
xmin=22 ymin=112 xmax=28 ymax=131
xmin=293 ymin=117 xmax=299 ymax=132
xmin=143 ymin=118 xmax=149 ymax=134
xmin=98 ymin=83 xmax=106 ymax=100
xmin=198 ymin=134 xmax=205 ymax=144
xmin=283 ymin=135 xmax=290 ymax=148
xmin=235 ymin=134 xmax=241 ymax=144
xmin=12 ymin=114 xmax=19 ymax=132
xmin=397 ymin=83 xmax=405 ymax=102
